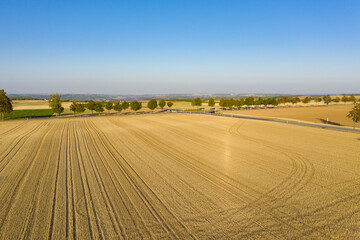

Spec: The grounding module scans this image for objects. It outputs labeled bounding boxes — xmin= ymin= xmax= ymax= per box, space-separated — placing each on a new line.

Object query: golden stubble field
xmin=0 ymin=114 xmax=359 ymax=239
xmin=12 ymin=100 xmax=193 ymax=112
xmin=12 ymin=100 xmax=74 ymax=110
xmin=226 ymin=104 xmax=355 ymax=128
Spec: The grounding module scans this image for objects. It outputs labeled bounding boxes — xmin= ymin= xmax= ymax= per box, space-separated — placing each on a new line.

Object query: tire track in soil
xmin=104 ymin=118 xmax=277 ymax=239
xmin=67 ymin=120 xmax=94 ymax=239
xmin=227 ymin=120 xmax=360 ymax=235
xmin=0 ymin=121 xmax=54 ymax=236
xmin=108 ymin=118 xmax=263 ymax=200
xmin=77 ymin=119 xmax=125 ymax=239
xmin=121 ymin=115 xmax=298 ymax=202
xmin=48 ymin=121 xmax=68 ymax=240
xmin=86 ymin=119 xmax=196 ymax=240
xmin=75 ymin=121 xmax=112 ymax=238
xmin=108 ymin=118 xmax=286 ymax=238
xmin=104 ymin=118 xmax=250 ymax=234
xmin=124 ymin=120 xmax=299 ymax=238
xmin=111 ymin=118 xmax=281 ymax=204
xmin=0 ymin=122 xmax=49 ymax=173
xmin=228 ymin=121 xmax=313 ymax=207
xmin=139 ymin=117 xmax=300 ymax=193
xmin=67 ymin=120 xmax=77 ymax=240
xmin=109 ymin=117 xmax=332 ymax=239
xmin=0 ymin=121 xmax=28 ymax=139
xmin=72 ymin=120 xmax=102 ymax=240
xmin=81 ymin=120 xmax=151 ymax=239
xmin=88 ymin=119 xmax=218 ymax=238
xmin=229 ymin=121 xmax=314 ymax=231
xmin=83 ymin=121 xmax=182 ymax=239
xmin=136 ymin=116 xmax=314 ymax=224
xmin=227 ymin=120 xmax=338 ymax=239
xmin=17 ymin=121 xmax=63 ymax=240
xmin=1 ymin=115 xmax=356 ymax=238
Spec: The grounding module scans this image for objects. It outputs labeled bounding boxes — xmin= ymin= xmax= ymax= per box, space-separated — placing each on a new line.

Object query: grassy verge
xmin=184 ymin=109 xmax=203 ymax=112
xmin=61 ymin=108 xmax=93 ymax=116
xmin=5 ymin=109 xmax=54 ymax=120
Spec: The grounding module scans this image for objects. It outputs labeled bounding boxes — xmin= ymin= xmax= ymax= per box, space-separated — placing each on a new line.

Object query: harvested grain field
xmin=225 ymin=104 xmax=355 ymax=128
xmin=0 ymin=114 xmax=359 ymax=239
xmin=12 ymin=100 xmax=74 ymax=110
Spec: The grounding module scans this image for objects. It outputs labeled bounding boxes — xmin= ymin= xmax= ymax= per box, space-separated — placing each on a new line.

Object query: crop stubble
xmin=0 ymin=114 xmax=359 ymax=239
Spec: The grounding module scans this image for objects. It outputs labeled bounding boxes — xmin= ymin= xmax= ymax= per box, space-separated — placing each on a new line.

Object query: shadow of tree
xmin=319 ymin=118 xmax=343 ymax=126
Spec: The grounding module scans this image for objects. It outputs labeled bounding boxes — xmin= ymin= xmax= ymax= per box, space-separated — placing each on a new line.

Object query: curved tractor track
xmin=0 ymin=114 xmax=359 ymax=239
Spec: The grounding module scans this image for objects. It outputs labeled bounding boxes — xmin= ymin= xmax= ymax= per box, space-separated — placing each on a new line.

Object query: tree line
xmin=190 ymin=95 xmax=360 ymax=128
xmin=49 ymin=94 xmax=175 ymax=116
xmin=0 ymin=89 xmax=359 ymax=128
xmin=188 ymin=95 xmax=360 ymax=109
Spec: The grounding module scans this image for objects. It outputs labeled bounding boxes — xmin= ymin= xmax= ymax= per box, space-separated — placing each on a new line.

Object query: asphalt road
xmin=183 ymin=111 xmax=360 ymax=133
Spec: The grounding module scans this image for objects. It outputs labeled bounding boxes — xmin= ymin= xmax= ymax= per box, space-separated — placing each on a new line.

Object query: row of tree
xmin=147 ymin=99 xmax=173 ymax=110
xmin=52 ymin=95 xmax=175 ymax=116
xmin=68 ymin=100 xmax=143 ymax=115
xmin=218 ymin=97 xmax=279 ymax=108
xmin=0 ymin=90 xmax=359 ymax=128
xmin=192 ymin=97 xmax=290 ymax=108
xmin=188 ymin=96 xmax=360 ymax=129
xmin=189 ymin=95 xmax=359 ymax=109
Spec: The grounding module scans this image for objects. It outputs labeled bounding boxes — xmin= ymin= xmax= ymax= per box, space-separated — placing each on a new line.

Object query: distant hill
xmin=9 ymin=93 xmax=287 ymax=101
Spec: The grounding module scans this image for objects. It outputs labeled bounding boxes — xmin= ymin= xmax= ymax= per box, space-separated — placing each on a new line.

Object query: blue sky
xmin=1 ymin=0 xmax=359 ymax=94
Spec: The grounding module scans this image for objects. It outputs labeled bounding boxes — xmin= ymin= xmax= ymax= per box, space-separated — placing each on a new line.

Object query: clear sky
xmin=1 ymin=0 xmax=359 ymax=95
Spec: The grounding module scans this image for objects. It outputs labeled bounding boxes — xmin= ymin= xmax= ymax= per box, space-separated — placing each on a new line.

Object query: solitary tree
xmin=94 ymin=102 xmax=104 ymax=113
xmin=159 ymin=99 xmax=166 ymax=109
xmin=113 ymin=101 xmax=122 ymax=113
xmin=323 ymin=95 xmax=332 ymax=105
xmin=105 ymin=102 xmax=113 ymax=113
xmin=167 ymin=101 xmax=173 ymax=108
xmin=49 ymin=93 xmax=64 ymax=116
xmin=130 ymin=101 xmax=142 ymax=112
xmin=208 ymin=98 xmax=215 ymax=107
xmin=147 ymin=99 xmax=158 ymax=110
xmin=122 ymin=101 xmax=129 ymax=110
xmin=87 ymin=100 xmax=96 ymax=114
xmin=0 ymin=89 xmax=13 ymax=120
xmin=192 ymin=98 xmax=202 ymax=107
xmin=347 ymin=103 xmax=360 ymax=129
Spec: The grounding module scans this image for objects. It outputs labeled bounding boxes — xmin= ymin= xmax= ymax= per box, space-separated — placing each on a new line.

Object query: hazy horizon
xmin=1 ymin=1 xmax=359 ymax=94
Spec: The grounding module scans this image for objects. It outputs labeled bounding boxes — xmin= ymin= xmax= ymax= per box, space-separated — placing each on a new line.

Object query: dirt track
xmin=0 ymin=114 xmax=359 ymax=239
